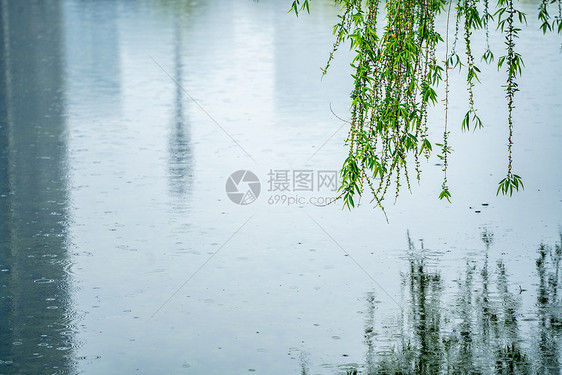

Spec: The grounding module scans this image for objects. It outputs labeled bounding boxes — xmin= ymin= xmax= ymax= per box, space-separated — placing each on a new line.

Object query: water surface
xmin=1 ymin=0 xmax=561 ymax=374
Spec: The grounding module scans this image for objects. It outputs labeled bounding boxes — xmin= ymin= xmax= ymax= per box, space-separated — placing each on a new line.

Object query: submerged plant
xmin=291 ymin=0 xmax=561 ymax=213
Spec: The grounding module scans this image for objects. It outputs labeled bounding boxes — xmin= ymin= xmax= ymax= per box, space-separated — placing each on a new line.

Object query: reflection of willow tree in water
xmin=444 ymin=231 xmax=529 ymax=374
xmin=536 ymin=238 xmax=562 ymax=374
xmin=405 ymin=235 xmax=442 ymax=374
xmin=337 ymin=232 xmax=561 ymax=375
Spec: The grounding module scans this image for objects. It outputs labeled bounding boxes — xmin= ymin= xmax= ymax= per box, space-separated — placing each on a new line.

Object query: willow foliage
xmin=291 ymin=0 xmax=561 ymax=214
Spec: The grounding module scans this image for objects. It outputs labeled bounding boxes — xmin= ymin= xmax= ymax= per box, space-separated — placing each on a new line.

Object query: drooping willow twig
xmin=289 ymin=0 xmax=560 ymax=212
xmin=439 ymin=0 xmax=454 ymax=203
xmin=496 ymin=0 xmax=526 ymax=195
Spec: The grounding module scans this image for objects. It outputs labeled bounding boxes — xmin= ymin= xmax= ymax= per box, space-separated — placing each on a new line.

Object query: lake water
xmin=1 ymin=1 xmax=561 ymax=374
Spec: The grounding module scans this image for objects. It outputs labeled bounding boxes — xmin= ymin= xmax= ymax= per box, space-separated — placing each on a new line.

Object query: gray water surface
xmin=1 ymin=1 xmax=561 ymax=374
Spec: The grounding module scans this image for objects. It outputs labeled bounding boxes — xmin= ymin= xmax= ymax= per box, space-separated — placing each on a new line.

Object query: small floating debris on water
xmin=34 ymin=277 xmax=54 ymax=284
xmin=482 ymin=202 xmax=489 ymax=206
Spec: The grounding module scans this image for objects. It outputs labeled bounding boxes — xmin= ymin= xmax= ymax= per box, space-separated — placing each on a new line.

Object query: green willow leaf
xmin=290 ymin=0 xmax=555 ymax=213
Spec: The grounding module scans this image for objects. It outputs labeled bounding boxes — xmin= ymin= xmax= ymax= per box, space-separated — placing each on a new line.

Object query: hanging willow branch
xmin=318 ymin=0 xmax=446 ymax=212
xmin=496 ymin=0 xmax=526 ymax=195
xmin=290 ymin=0 xmax=560 ymax=211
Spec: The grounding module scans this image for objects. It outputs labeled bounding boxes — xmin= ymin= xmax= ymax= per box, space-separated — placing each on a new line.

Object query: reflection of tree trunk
xmin=536 ymin=243 xmax=561 ymax=374
xmin=458 ymin=263 xmax=475 ymax=373
xmin=364 ymin=292 xmax=376 ymax=375
xmin=401 ymin=232 xmax=443 ymax=374
xmin=411 ymin=263 xmax=441 ymax=373
xmin=478 ymin=230 xmax=493 ymax=364
xmin=494 ymin=261 xmax=529 ymax=374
